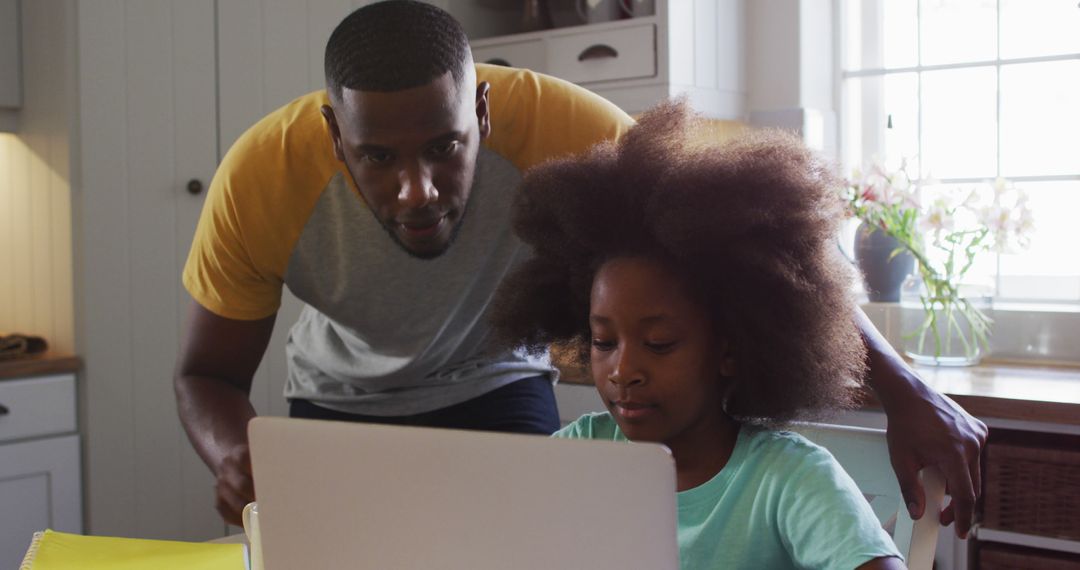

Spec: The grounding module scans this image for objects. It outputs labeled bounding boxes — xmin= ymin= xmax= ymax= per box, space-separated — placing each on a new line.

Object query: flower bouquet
xmin=842 ymin=161 xmax=1034 ymax=365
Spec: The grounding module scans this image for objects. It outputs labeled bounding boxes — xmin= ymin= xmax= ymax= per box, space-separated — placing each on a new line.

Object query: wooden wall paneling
xmin=170 ymin=0 xmax=224 ymax=540
xmin=0 ymin=135 xmax=12 ymax=329
xmin=9 ymin=120 xmax=31 ymax=333
xmin=216 ymin=0 xmax=265 ymax=153
xmin=0 ymin=0 xmax=75 ymax=353
xmin=262 ymin=0 xmax=310 ymax=110
xmin=76 ymin=0 xmax=137 ymax=537
xmin=46 ymin=22 xmax=75 ymax=355
xmin=125 ymin=0 xmax=186 ymax=540
xmin=306 ymin=0 xmax=352 ymax=91
xmin=23 ymin=0 xmax=58 ymax=350
xmin=29 ymin=135 xmax=54 ymax=346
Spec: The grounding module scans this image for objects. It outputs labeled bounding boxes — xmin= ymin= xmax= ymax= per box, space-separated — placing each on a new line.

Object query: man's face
xmin=322 ymin=72 xmax=490 ymax=259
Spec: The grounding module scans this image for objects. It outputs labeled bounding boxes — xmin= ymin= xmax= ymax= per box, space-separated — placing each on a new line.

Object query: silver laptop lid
xmin=248 ymin=417 xmax=679 ymax=570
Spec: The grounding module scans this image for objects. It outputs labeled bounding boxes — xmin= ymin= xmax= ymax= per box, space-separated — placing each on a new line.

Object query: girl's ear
xmin=717 ymin=337 xmax=737 ymax=378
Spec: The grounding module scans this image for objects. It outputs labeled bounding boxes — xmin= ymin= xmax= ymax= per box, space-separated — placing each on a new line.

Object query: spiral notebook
xmin=248 ymin=416 xmax=680 ymax=570
xmin=20 ymin=529 xmax=247 ymax=570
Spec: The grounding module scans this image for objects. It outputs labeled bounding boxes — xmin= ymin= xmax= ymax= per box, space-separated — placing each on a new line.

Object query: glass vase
xmin=899 ymin=275 xmax=994 ymax=366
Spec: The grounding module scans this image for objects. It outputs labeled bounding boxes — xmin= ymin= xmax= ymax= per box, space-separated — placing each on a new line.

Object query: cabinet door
xmin=77 ymin=0 xmax=221 ymax=541
xmin=0 ymin=0 xmax=20 ymax=109
xmin=0 ymin=434 xmax=81 ymax=570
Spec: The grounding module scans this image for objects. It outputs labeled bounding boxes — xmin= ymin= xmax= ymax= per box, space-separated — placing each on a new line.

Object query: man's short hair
xmin=324 ymin=0 xmax=472 ymax=100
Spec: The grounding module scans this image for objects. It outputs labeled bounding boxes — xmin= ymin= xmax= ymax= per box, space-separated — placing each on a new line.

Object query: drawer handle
xmin=577 ymin=44 xmax=619 ymax=62
xmin=0 ymin=403 xmax=9 ymax=416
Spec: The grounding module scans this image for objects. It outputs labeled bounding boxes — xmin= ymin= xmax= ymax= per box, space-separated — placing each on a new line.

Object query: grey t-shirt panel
xmin=281 ymin=148 xmax=554 ymax=416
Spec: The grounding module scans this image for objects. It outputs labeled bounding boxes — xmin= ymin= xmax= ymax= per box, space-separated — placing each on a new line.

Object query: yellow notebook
xmin=21 ymin=529 xmax=247 ymax=570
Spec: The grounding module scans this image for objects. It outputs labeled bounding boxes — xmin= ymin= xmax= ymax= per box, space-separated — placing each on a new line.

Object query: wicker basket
xmin=978 ymin=542 xmax=1080 ymax=570
xmin=983 ymin=437 xmax=1080 ymax=541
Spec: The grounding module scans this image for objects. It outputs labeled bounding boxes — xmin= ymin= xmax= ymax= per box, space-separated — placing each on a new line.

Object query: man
xmin=175 ymin=0 xmax=986 ymax=537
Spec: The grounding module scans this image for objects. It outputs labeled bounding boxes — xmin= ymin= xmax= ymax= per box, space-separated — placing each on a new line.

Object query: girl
xmin=492 ymin=101 xmax=906 ymax=569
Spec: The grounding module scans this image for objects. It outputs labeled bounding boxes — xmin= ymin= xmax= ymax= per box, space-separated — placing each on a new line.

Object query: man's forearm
xmin=854 ymin=306 xmax=926 ymax=409
xmin=175 ymin=375 xmax=257 ymax=474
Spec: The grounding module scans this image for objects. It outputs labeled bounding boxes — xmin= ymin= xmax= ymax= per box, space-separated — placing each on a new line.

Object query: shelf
xmin=975 ymin=528 xmax=1080 ymax=556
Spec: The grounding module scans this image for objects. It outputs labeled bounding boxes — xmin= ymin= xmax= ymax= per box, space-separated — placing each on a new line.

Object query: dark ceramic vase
xmin=855 ymin=222 xmax=915 ymax=302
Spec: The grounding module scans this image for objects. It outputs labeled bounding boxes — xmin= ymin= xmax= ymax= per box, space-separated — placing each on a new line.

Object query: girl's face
xmin=589 ymin=256 xmax=730 ymax=447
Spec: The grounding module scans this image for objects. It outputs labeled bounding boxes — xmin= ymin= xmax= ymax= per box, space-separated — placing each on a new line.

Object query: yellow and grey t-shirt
xmin=182 ymin=65 xmax=634 ymax=415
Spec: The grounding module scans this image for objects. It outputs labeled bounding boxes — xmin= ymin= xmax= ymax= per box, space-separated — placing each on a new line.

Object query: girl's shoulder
xmin=738 ymin=427 xmax=838 ymax=473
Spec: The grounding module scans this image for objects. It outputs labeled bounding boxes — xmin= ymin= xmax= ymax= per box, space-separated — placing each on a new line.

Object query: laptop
xmin=247 ymin=416 xmax=679 ymax=570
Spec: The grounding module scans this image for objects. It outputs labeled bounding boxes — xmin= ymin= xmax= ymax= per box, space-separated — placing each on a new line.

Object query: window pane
xmin=921 ymin=67 xmax=997 ymax=179
xmin=998 ymin=181 xmax=1080 ymax=301
xmin=842 ymin=74 xmax=920 ymax=174
xmin=920 ymin=0 xmax=997 ymax=66
xmin=1001 ymin=61 xmax=1080 ymax=177
xmin=844 ymin=0 xmax=918 ymax=70
xmin=884 ymin=0 xmax=919 ymax=68
xmin=1001 ymin=0 xmax=1080 ymax=59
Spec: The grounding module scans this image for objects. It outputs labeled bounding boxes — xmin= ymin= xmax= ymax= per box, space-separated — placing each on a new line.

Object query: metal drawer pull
xmin=577 ymin=44 xmax=618 ymax=61
xmin=0 ymin=403 xmax=9 ymax=416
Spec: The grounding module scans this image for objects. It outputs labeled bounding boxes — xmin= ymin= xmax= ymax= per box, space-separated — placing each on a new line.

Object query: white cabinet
xmin=0 ymin=373 xmax=81 ymax=569
xmin=470 ymin=0 xmax=746 ymax=118
xmin=0 ymin=0 xmax=21 ymax=131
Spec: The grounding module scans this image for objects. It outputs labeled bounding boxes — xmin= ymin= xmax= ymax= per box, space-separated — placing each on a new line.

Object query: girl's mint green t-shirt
xmin=554 ymin=413 xmax=902 ymax=570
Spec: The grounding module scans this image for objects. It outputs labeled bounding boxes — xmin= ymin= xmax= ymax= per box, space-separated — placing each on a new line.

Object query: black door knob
xmin=186 ymin=179 xmax=204 ymax=195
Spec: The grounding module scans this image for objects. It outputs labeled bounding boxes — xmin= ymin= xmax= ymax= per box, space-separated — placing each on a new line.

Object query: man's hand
xmin=175 ymin=301 xmax=276 ymax=525
xmin=883 ymin=371 xmax=987 ymax=538
xmin=215 ymin=444 xmax=256 ymax=526
xmin=855 ymin=307 xmax=988 ymax=538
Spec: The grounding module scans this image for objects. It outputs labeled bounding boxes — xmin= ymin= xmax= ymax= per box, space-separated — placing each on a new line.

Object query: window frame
xmin=836 ymin=0 xmax=1080 ymax=307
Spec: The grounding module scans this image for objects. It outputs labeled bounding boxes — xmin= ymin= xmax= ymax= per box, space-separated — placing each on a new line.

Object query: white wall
xmin=747 ymin=0 xmax=837 ymax=155
xmin=0 ymin=0 xmax=75 ymax=355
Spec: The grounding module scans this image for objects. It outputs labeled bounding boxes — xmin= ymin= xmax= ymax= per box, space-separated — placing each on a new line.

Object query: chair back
xmin=793 ymin=423 xmax=945 ymax=570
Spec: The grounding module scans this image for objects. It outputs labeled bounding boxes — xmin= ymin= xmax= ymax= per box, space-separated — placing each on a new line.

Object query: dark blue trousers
xmin=288 ymin=375 xmax=560 ymax=435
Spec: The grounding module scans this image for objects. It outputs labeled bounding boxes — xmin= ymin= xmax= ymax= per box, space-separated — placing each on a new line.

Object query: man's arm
xmin=174 ymin=300 xmax=277 ymax=526
xmin=857 ymin=307 xmax=988 ymax=538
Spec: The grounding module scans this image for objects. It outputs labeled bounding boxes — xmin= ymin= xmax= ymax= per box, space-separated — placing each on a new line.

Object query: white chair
xmin=793 ymin=423 xmax=946 ymax=570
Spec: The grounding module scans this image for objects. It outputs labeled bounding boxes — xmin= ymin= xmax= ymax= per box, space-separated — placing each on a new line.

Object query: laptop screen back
xmin=248 ymin=417 xmax=679 ymax=570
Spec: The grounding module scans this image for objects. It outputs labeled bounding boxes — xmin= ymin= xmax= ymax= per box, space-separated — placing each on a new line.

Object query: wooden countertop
xmin=0 ymin=353 xmax=81 ymax=381
xmin=556 ymin=358 xmax=1080 ymax=426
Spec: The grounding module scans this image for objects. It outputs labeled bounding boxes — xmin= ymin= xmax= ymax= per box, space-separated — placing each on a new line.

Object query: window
xmin=840 ymin=0 xmax=1080 ymax=304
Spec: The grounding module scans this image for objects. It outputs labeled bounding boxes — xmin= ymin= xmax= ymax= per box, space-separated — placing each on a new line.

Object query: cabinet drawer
xmin=0 ymin=374 xmax=77 ymax=442
xmin=547 ymin=24 xmax=655 ymax=84
xmin=473 ymin=39 xmax=546 ymax=74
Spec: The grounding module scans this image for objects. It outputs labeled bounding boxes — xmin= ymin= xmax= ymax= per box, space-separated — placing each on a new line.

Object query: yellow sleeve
xmin=477 ymin=64 xmax=635 ymax=171
xmin=182 ymin=91 xmax=341 ymax=320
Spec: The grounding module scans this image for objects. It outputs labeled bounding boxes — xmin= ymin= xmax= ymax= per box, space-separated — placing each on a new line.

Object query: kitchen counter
xmin=0 ymin=353 xmax=81 ymax=381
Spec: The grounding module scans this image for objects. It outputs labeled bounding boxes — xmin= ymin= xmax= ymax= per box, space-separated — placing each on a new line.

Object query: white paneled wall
xmin=0 ymin=0 xmax=74 ymax=355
